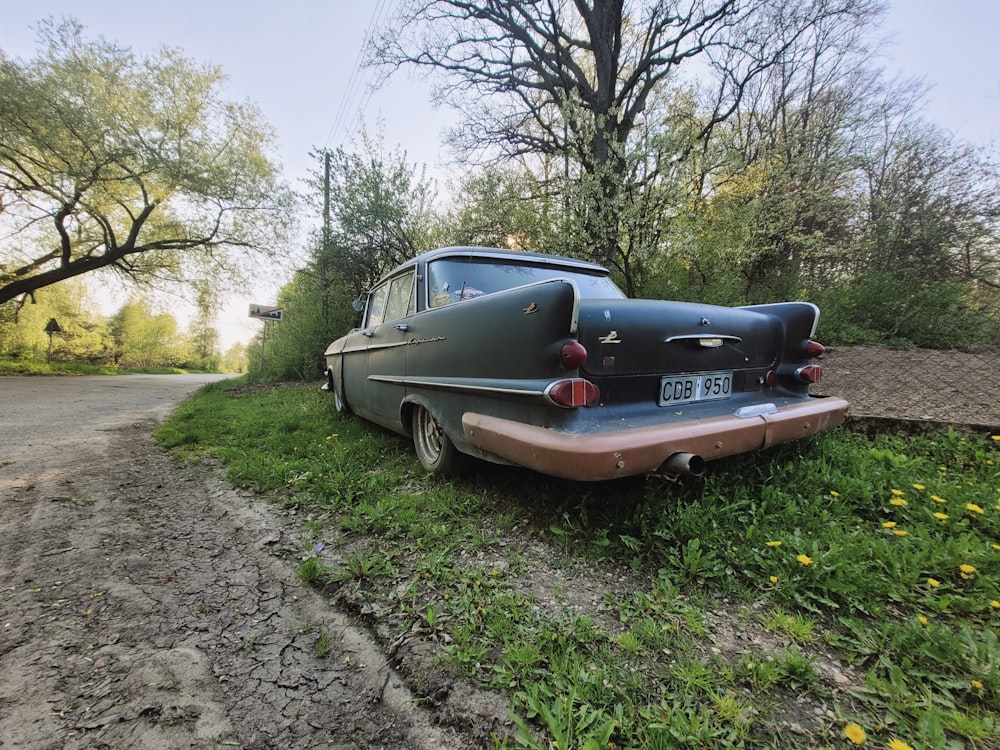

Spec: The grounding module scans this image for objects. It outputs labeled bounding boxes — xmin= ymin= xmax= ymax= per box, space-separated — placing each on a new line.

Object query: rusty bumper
xmin=462 ymin=397 xmax=849 ymax=481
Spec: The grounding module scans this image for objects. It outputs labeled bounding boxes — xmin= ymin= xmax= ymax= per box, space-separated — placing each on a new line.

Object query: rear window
xmin=426 ymin=258 xmax=624 ymax=308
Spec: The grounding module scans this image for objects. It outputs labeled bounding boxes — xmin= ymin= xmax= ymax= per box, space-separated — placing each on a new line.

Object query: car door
xmin=365 ymin=269 xmax=416 ymax=425
xmin=338 ymin=282 xmax=388 ymax=420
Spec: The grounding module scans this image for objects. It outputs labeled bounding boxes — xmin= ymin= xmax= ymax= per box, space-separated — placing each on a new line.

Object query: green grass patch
xmin=0 ymin=358 xmax=119 ymax=375
xmin=156 ymin=382 xmax=1000 ymax=749
xmin=0 ymin=357 xmax=213 ymax=376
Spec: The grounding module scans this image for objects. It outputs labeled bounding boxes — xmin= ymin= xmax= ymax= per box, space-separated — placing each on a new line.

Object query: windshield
xmin=426 ymin=258 xmax=625 ymax=308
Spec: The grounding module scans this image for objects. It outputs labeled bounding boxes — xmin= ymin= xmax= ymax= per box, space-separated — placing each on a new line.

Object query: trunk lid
xmin=578 ymin=299 xmax=781 ymax=378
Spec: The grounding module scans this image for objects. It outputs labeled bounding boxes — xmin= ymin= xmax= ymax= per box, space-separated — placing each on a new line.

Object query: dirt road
xmin=0 ymin=375 xmax=461 ymax=749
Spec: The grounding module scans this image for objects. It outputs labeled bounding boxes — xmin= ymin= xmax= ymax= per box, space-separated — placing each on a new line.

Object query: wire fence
xmin=812 ymin=345 xmax=1000 ymax=430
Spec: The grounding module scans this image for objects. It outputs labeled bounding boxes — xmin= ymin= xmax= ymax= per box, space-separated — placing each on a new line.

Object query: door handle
xmin=393 ymin=323 xmax=409 ymax=332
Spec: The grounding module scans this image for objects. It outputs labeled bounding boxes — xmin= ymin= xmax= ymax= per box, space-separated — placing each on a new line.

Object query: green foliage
xmin=249 ymin=264 xmax=357 ymax=381
xmin=0 ymin=18 xmax=292 ymax=305
xmin=0 ymin=280 xmax=112 ymax=363
xmin=0 ymin=284 xmax=226 ymax=371
xmin=812 ymin=272 xmax=999 ymax=348
xmin=258 ymin=138 xmax=438 ymax=381
xmin=108 ymin=298 xmax=191 ymax=369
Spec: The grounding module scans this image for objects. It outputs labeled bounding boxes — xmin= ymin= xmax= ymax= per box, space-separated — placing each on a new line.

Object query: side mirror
xmin=352 ymin=299 xmax=364 ymax=312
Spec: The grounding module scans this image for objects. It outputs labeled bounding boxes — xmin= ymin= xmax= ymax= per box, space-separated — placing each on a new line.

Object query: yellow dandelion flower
xmin=766 ymin=540 xmax=782 ymax=547
xmin=993 ymin=544 xmax=1000 ymax=552
xmin=912 ymin=483 xmax=926 ymax=491
xmin=844 ymin=722 xmax=867 ymax=745
xmin=931 ymin=495 xmax=946 ymax=503
xmin=939 ymin=466 xmax=948 ymax=472
xmin=933 ymin=512 xmax=949 ymax=521
xmin=928 ymin=578 xmax=941 ymax=588
xmin=796 ymin=554 xmax=813 ymax=566
xmin=769 ymin=575 xmax=778 ymax=584
xmin=991 ymin=600 xmax=1000 ymax=610
xmin=891 ymin=489 xmax=904 ymax=496
xmin=882 ymin=521 xmax=897 ymax=529
xmin=917 ymin=615 xmax=928 ymax=626
xmin=960 ymin=564 xmax=977 ymax=575
xmin=972 ymin=680 xmax=984 ymax=689
xmin=893 ymin=529 xmax=908 ymax=537
xmin=830 ymin=490 xmax=840 ymax=497
xmin=887 ymin=739 xmax=914 ymax=750
xmin=890 ymin=497 xmax=908 ymax=506
xmin=992 ymin=435 xmax=1000 ymax=441
xmin=966 ymin=503 xmax=985 ymax=515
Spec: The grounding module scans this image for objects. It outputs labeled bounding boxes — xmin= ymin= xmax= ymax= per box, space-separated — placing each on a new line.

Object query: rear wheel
xmin=412 ymin=404 xmax=462 ymax=474
xmin=328 ymin=368 xmax=351 ymax=415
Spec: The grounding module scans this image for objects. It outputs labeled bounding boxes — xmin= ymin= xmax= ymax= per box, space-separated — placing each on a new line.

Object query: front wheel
xmin=412 ymin=404 xmax=463 ymax=474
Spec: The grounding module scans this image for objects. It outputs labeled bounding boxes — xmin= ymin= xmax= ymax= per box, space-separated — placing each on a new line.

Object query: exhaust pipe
xmin=660 ymin=452 xmax=706 ymax=478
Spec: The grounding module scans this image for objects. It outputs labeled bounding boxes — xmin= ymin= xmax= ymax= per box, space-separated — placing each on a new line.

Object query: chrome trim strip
xmin=367 ymin=375 xmax=545 ymax=397
xmin=364 ymin=341 xmax=411 ymax=352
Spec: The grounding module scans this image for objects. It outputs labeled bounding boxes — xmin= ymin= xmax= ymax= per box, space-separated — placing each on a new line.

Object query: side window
xmin=365 ymin=283 xmax=389 ymax=328
xmin=427 ymin=261 xmax=454 ymax=308
xmin=383 ymin=271 xmax=415 ymax=322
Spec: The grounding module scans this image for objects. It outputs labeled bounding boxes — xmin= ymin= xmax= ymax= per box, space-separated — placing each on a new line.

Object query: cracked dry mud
xmin=0 ymin=375 xmax=463 ymax=749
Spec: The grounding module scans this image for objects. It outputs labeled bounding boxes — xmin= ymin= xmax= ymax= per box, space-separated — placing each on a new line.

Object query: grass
xmin=156 ymin=380 xmax=1000 ymax=749
xmin=0 ymin=357 xmax=213 ymax=376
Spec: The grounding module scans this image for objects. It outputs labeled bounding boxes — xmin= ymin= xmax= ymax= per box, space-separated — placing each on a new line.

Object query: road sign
xmin=249 ymin=304 xmax=283 ymax=321
xmin=44 ymin=318 xmax=62 ymax=362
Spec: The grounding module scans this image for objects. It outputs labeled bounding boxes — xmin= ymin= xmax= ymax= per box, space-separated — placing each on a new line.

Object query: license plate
xmin=658 ymin=371 xmax=733 ymax=406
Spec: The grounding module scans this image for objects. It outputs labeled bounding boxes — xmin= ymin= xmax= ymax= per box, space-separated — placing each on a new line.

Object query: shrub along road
xmin=0 ymin=375 xmax=461 ymax=749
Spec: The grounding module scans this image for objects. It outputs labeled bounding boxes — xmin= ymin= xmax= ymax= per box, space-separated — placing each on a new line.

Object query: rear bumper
xmin=462 ymin=396 xmax=849 ymax=481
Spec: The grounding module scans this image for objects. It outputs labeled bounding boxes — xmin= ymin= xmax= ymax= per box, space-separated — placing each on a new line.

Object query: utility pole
xmin=321 ymin=151 xmax=332 ymax=324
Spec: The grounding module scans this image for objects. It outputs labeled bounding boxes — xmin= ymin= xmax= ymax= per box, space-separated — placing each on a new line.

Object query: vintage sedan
xmin=323 ymin=247 xmax=848 ymax=481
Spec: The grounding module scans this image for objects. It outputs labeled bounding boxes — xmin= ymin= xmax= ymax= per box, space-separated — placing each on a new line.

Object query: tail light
xmin=560 ymin=340 xmax=588 ymax=369
xmin=545 ymin=378 xmax=600 ymax=408
xmin=795 ymin=365 xmax=823 ymax=384
xmin=804 ymin=340 xmax=826 ymax=358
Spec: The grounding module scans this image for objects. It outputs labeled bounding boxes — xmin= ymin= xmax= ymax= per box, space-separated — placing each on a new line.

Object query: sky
xmin=3 ymin=0 xmax=999 ymax=348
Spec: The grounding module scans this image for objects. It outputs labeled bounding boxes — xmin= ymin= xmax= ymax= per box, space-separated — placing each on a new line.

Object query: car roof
xmin=407 ymin=246 xmax=610 ymax=275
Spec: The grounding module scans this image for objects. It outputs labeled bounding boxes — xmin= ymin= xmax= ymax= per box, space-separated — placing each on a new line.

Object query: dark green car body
xmin=324 ymin=247 xmax=848 ymax=480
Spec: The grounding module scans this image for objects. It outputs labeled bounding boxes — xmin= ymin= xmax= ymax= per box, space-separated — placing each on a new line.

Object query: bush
xmin=812 ymin=272 xmax=998 ymax=349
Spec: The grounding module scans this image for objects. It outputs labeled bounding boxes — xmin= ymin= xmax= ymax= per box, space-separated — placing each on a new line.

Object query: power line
xmin=323 ymin=0 xmax=395 ymax=151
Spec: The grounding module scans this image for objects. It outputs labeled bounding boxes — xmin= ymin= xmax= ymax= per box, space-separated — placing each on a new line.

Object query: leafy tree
xmin=186 ymin=283 xmax=222 ymax=371
xmin=0 ymin=18 xmax=293 ymax=307
xmin=312 ymin=135 xmax=438 ymax=300
xmin=220 ymin=342 xmax=247 ymax=374
xmin=0 ymin=279 xmax=111 ymax=362
xmin=107 ymin=298 xmax=189 ymax=369
xmin=259 ymin=141 xmax=437 ymax=381
xmin=440 ymin=165 xmax=553 ymax=250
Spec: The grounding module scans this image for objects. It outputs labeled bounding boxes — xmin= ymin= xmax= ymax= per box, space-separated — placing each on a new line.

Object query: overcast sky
xmin=3 ymin=0 xmax=998 ymax=347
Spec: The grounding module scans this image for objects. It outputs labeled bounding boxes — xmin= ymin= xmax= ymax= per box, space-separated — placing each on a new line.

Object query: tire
xmin=411 ymin=404 xmax=463 ymax=474
xmin=328 ymin=368 xmax=351 ymax=415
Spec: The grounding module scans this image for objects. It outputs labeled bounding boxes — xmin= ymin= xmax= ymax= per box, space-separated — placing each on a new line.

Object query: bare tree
xmin=369 ymin=0 xmax=867 ymax=270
